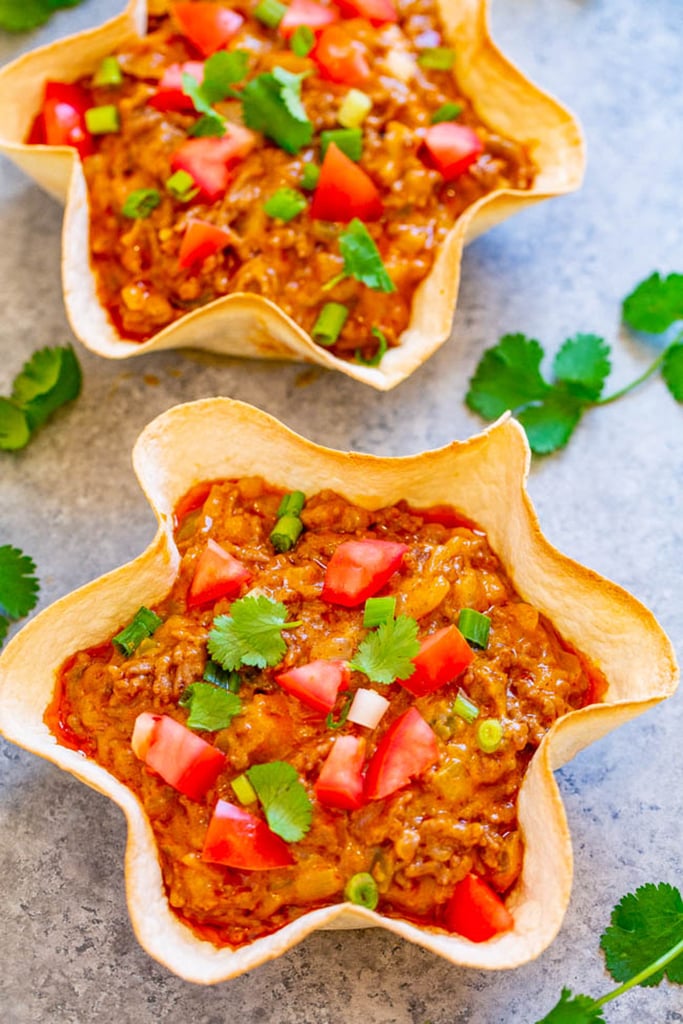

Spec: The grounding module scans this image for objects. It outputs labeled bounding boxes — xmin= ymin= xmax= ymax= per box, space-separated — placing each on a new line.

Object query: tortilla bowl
xmin=0 ymin=399 xmax=676 ymax=982
xmin=0 ymin=0 xmax=584 ymax=389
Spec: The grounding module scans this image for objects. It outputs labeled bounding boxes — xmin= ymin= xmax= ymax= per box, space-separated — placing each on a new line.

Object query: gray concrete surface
xmin=1 ymin=1 xmax=682 ymax=1021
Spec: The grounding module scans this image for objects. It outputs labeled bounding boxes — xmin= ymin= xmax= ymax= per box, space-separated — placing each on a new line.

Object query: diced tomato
xmin=202 ymin=800 xmax=294 ymax=869
xmin=444 ymin=874 xmax=514 ymax=942
xmin=132 ymin=712 xmax=226 ymax=801
xmin=310 ymin=142 xmax=383 ymax=222
xmin=336 ymin=0 xmax=396 ymax=25
xmin=401 ymin=624 xmax=474 ymax=697
xmin=421 ymin=123 xmax=484 ymax=181
xmin=315 ymin=735 xmax=366 ymax=810
xmin=280 ymin=0 xmax=339 ymax=37
xmin=171 ymin=130 xmax=256 ymax=202
xmin=312 ymin=24 xmax=370 ymax=86
xmin=321 ymin=538 xmax=407 ymax=607
xmin=171 ymin=2 xmax=244 ymax=57
xmin=39 ymin=81 xmax=94 ymax=159
xmin=179 ymin=220 xmax=234 ymax=269
xmin=275 ymin=659 xmax=350 ymax=714
xmin=187 ymin=538 xmax=252 ymax=607
xmin=148 ymin=61 xmax=205 ymax=113
xmin=364 ymin=707 xmax=438 ymax=801
xmin=173 ymin=481 xmax=213 ymax=529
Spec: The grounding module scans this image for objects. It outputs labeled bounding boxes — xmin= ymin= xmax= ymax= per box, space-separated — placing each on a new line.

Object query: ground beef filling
xmin=49 ymin=479 xmax=595 ymax=948
xmin=72 ymin=0 xmax=534 ymax=359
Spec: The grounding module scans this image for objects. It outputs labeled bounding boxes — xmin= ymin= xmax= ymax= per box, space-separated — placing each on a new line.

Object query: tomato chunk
xmin=315 ymin=735 xmax=366 ymax=810
xmin=312 ymin=24 xmax=370 ymax=86
xmin=171 ymin=130 xmax=255 ymax=202
xmin=179 ymin=220 xmax=234 ymax=269
xmin=280 ymin=0 xmax=339 ymax=37
xmin=336 ymin=0 xmax=397 ymax=24
xmin=421 ymin=123 xmax=484 ymax=181
xmin=173 ymin=481 xmax=213 ymax=529
xmin=171 ymin=2 xmax=244 ymax=57
xmin=132 ymin=712 xmax=226 ymax=801
xmin=364 ymin=707 xmax=438 ymax=800
xmin=39 ymin=81 xmax=94 ymax=159
xmin=148 ymin=61 xmax=205 ymax=113
xmin=401 ymin=624 xmax=474 ymax=696
xmin=321 ymin=538 xmax=407 ymax=607
xmin=202 ymin=800 xmax=294 ymax=869
xmin=444 ymin=874 xmax=514 ymax=941
xmin=310 ymin=142 xmax=383 ymax=222
xmin=275 ymin=659 xmax=350 ymax=714
xmin=187 ymin=538 xmax=252 ymax=607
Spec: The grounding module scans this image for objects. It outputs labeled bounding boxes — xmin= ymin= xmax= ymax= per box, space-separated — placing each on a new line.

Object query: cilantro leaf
xmin=553 ymin=333 xmax=611 ymax=402
xmin=466 ymin=333 xmax=551 ymax=420
xmin=0 ymin=0 xmax=82 ymax=31
xmin=13 ymin=346 xmax=82 ymax=430
xmin=189 ymin=113 xmax=228 ymax=138
xmin=208 ymin=595 xmax=301 ymax=670
xmin=600 ymin=883 xmax=683 ymax=987
xmin=662 ymin=340 xmax=683 ymax=401
xmin=201 ymin=50 xmax=249 ymax=103
xmin=535 ymin=988 xmax=605 ymax=1024
xmin=180 ymin=682 xmax=242 ymax=731
xmin=0 ymin=545 xmax=39 ymax=621
xmin=242 ymin=68 xmax=313 ymax=154
xmin=0 ymin=616 xmax=8 ymax=645
xmin=246 ymin=760 xmax=312 ymax=841
xmin=517 ymin=391 xmax=584 ymax=454
xmin=351 ymin=615 xmax=420 ymax=684
xmin=0 ymin=399 xmax=31 ymax=451
xmin=622 ymin=272 xmax=683 ymax=334
xmin=338 ymin=219 xmax=395 ymax=293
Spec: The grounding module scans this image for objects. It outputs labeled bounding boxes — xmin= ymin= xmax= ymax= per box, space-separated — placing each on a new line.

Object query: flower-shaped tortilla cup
xmin=0 ymin=0 xmax=585 ymax=389
xmin=0 ymin=399 xmax=677 ymax=982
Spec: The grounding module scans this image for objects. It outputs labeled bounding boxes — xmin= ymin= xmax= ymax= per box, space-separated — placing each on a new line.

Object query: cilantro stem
xmin=593 ymin=349 xmax=667 ymax=406
xmin=593 ymin=932 xmax=683 ymax=1008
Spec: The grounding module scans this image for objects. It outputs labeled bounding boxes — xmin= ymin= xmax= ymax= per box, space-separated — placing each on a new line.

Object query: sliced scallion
xmin=363 ymin=596 xmax=396 ymax=628
xmin=277 ymin=490 xmax=306 ymax=517
xmin=355 ymin=326 xmax=388 ymax=367
xmin=264 ymin=187 xmax=308 ymax=222
xmin=291 ymin=24 xmax=315 ymax=57
xmin=254 ymin=0 xmax=286 ymax=27
xmin=301 ymin=162 xmax=320 ymax=190
xmin=320 ymin=126 xmax=363 ymax=162
xmin=417 ymin=47 xmax=455 ymax=71
xmin=85 ymin=103 xmax=120 ymax=134
xmin=476 ymin=717 xmax=503 ymax=754
xmin=92 ymin=56 xmax=123 ymax=88
xmin=312 ymin=302 xmax=349 ymax=346
xmin=270 ymin=514 xmax=304 ymax=552
xmin=452 ymin=686 xmax=479 ymax=724
xmin=113 ymin=606 xmax=163 ymax=657
xmin=338 ymin=88 xmax=372 ymax=129
xmin=121 ymin=188 xmax=161 ymax=219
xmin=231 ymin=773 xmax=258 ymax=804
xmin=458 ymin=608 xmax=491 ymax=649
xmin=203 ymin=658 xmax=242 ymax=692
xmin=166 ymin=169 xmax=200 ymax=202
xmin=431 ymin=101 xmax=463 ymax=124
xmin=344 ymin=872 xmax=379 ymax=910
xmin=326 ymin=695 xmax=353 ymax=730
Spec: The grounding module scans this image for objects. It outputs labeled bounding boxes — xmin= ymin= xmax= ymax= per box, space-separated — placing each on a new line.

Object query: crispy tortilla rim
xmin=0 ymin=0 xmax=584 ymax=389
xmin=0 ymin=401 xmax=677 ymax=982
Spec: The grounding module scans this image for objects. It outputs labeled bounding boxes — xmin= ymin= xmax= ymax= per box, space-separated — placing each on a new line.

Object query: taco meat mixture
xmin=29 ymin=0 xmax=534 ymax=361
xmin=48 ymin=478 xmax=604 ymax=948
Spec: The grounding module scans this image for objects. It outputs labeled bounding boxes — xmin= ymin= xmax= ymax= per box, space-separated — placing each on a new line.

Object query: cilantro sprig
xmin=242 ymin=67 xmax=313 ymax=154
xmin=0 ymin=0 xmax=83 ymax=32
xmin=536 ymin=883 xmax=683 ymax=1022
xmin=183 ymin=51 xmax=249 ymax=137
xmin=207 ymin=594 xmax=301 ymax=670
xmin=0 ymin=346 xmax=81 ymax=451
xmin=351 ymin=614 xmax=420 ymax=684
xmin=246 ymin=761 xmax=312 ymax=841
xmin=466 ymin=272 xmax=683 ymax=454
xmin=0 ymin=545 xmax=39 ymax=646
xmin=180 ymin=681 xmax=242 ymax=731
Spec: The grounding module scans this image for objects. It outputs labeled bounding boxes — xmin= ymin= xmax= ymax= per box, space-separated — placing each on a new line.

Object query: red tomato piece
xmin=171 ymin=2 xmax=244 ymax=57
xmin=421 ymin=123 xmax=484 ymax=181
xmin=444 ymin=874 xmax=514 ymax=941
xmin=173 ymin=481 xmax=213 ymax=529
xmin=275 ymin=659 xmax=350 ymax=714
xmin=148 ymin=61 xmax=205 ymax=113
xmin=202 ymin=800 xmax=294 ymax=869
xmin=187 ymin=538 xmax=252 ymax=607
xmin=401 ymin=624 xmax=474 ymax=697
xmin=310 ymin=142 xmax=383 ymax=222
xmin=179 ymin=220 xmax=234 ymax=269
xmin=312 ymin=24 xmax=370 ymax=86
xmin=315 ymin=735 xmax=366 ymax=810
xmin=336 ymin=0 xmax=397 ymax=25
xmin=280 ymin=0 xmax=339 ymax=37
xmin=40 ymin=81 xmax=94 ymax=159
xmin=364 ymin=707 xmax=438 ymax=801
xmin=321 ymin=538 xmax=407 ymax=607
xmin=171 ymin=130 xmax=255 ymax=202
xmin=132 ymin=712 xmax=226 ymax=801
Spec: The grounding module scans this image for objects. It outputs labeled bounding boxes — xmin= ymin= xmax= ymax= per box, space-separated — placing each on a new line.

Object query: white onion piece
xmin=347 ymin=688 xmax=390 ymax=730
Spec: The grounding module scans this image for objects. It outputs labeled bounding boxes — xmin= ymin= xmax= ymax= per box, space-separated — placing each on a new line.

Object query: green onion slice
xmin=326 ymin=695 xmax=353 ymax=730
xmin=113 ymin=606 xmax=163 ymax=656
xmin=458 ymin=608 xmax=491 ymax=649
xmin=121 ymin=188 xmax=161 ymax=219
xmin=254 ymin=0 xmax=287 ymax=27
xmin=452 ymin=686 xmax=479 ymax=724
xmin=431 ymin=101 xmax=463 ymax=124
xmin=203 ymin=658 xmax=242 ymax=692
xmin=277 ymin=490 xmax=306 ymax=517
xmin=355 ymin=326 xmax=388 ymax=367
xmin=363 ymin=596 xmax=396 ymax=628
xmin=92 ymin=56 xmax=123 ymax=88
xmin=85 ymin=104 xmax=120 ymax=134
xmin=264 ymin=187 xmax=308 ymax=221
xmin=231 ymin=773 xmax=258 ymax=804
xmin=417 ymin=47 xmax=455 ymax=71
xmin=291 ymin=25 xmax=315 ymax=57
xmin=320 ymin=126 xmax=363 ymax=162
xmin=312 ymin=302 xmax=349 ymax=346
xmin=166 ymin=169 xmax=200 ymax=202
xmin=344 ymin=872 xmax=379 ymax=910
xmin=338 ymin=88 xmax=372 ymax=129
xmin=476 ymin=717 xmax=503 ymax=753
xmin=270 ymin=514 xmax=304 ymax=552
xmin=300 ymin=162 xmax=320 ymax=191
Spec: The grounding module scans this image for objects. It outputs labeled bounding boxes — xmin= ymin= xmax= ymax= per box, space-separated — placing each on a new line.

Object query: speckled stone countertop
xmin=1 ymin=1 xmax=682 ymax=1021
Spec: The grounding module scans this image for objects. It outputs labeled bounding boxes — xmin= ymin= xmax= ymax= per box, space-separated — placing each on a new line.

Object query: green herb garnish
xmin=246 ymin=760 xmax=313 ymax=841
xmin=207 ymin=594 xmax=301 ymax=670
xmin=355 ymin=326 xmax=388 ymax=366
xmin=339 ymin=219 xmax=395 ymax=293
xmin=457 ymin=608 xmax=490 ymax=648
xmin=362 ymin=596 xmax=396 ymax=628
xmin=417 ymin=47 xmax=455 ymax=71
xmin=622 ymin=272 xmax=683 ymax=334
xmin=476 ymin=717 xmax=503 ymax=753
xmin=326 ymin=695 xmax=353 ymax=730
xmin=121 ymin=188 xmax=161 ymax=219
xmin=180 ymin=682 xmax=242 ymax=731
xmin=203 ymin=658 xmax=242 ymax=692
xmin=254 ymin=0 xmax=286 ymax=27
xmin=84 ymin=104 xmax=120 ymax=134
xmin=320 ymin=127 xmax=363 ymax=162
xmin=312 ymin=302 xmax=349 ymax=345
xmin=431 ymin=101 xmax=463 ymax=124
xmin=301 ymin=162 xmax=320 ymax=190
xmin=242 ymin=67 xmax=313 ymax=153
xmin=183 ymin=51 xmax=250 ymax=137
xmin=166 ymin=169 xmax=200 ymax=202
xmin=351 ymin=614 xmax=420 ymax=684
xmin=452 ymin=687 xmax=479 ymax=724
xmin=1 ymin=346 xmax=81 ymax=450
xmin=264 ymin=187 xmax=308 ymax=221
xmin=0 ymin=545 xmax=39 ymax=646
xmin=345 ymin=872 xmax=379 ymax=910
xmin=290 ymin=24 xmax=315 ymax=57
xmin=113 ymin=606 xmax=163 ymax=657
xmin=0 ymin=0 xmax=83 ymax=32
xmin=93 ymin=56 xmax=123 ymax=89
xmin=231 ymin=773 xmax=258 ymax=804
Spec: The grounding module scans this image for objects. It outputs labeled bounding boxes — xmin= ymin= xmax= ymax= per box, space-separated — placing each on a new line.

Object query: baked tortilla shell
xmin=0 ymin=401 xmax=676 ymax=982
xmin=0 ymin=0 xmax=585 ymax=389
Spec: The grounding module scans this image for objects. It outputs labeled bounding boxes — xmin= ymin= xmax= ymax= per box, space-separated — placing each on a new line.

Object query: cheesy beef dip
xmin=47 ymin=477 xmax=603 ymax=948
xmin=28 ymin=0 xmax=534 ymax=362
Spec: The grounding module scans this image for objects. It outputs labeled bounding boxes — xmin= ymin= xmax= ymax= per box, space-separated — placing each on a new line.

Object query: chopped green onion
xmin=321 ymin=271 xmax=346 ymax=292
xmin=253 ymin=0 xmax=286 ymax=27
xmin=355 ymin=326 xmax=388 ymax=367
xmin=458 ymin=608 xmax=491 ymax=649
xmin=363 ymin=596 xmax=396 ymax=628
xmin=320 ymin=127 xmax=363 ymax=162
xmin=452 ymin=686 xmax=479 ymax=724
xmin=264 ymin=187 xmax=308 ymax=222
xmin=338 ymin=88 xmax=372 ymax=128
xmin=301 ymin=162 xmax=320 ymax=190
xmin=277 ymin=490 xmax=306 ymax=517
xmin=312 ymin=302 xmax=349 ymax=345
xmin=344 ymin=872 xmax=379 ymax=910
xmin=431 ymin=101 xmax=463 ymax=124
xmin=270 ymin=513 xmax=304 ymax=552
xmin=85 ymin=104 xmax=120 ymax=134
xmin=166 ymin=169 xmax=200 ymax=202
xmin=291 ymin=24 xmax=315 ymax=57
xmin=121 ymin=188 xmax=161 ymax=219
xmin=92 ymin=56 xmax=123 ymax=88
xmin=231 ymin=773 xmax=258 ymax=804
xmin=203 ymin=658 xmax=242 ymax=692
xmin=113 ymin=606 xmax=163 ymax=657
xmin=326 ymin=695 xmax=353 ymax=730
xmin=476 ymin=717 xmax=503 ymax=754
xmin=417 ymin=47 xmax=455 ymax=71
